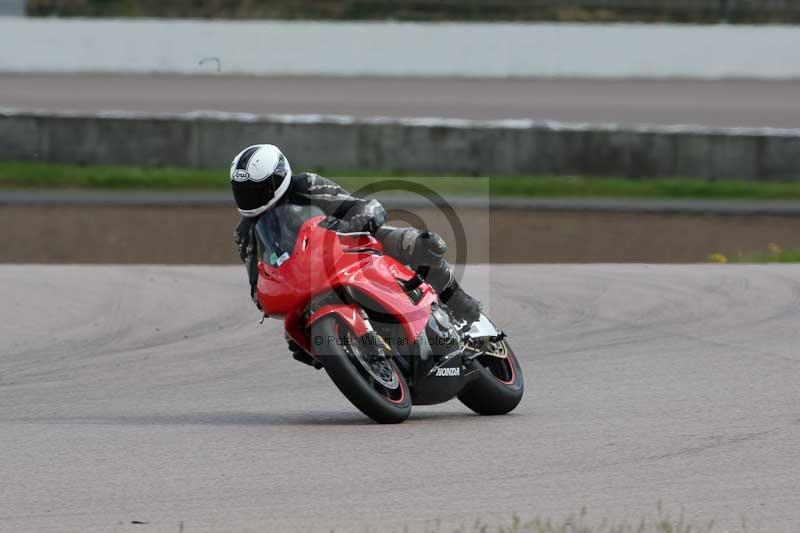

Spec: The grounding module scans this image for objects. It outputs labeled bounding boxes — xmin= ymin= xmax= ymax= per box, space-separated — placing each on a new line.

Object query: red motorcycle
xmin=254 ymin=204 xmax=524 ymax=423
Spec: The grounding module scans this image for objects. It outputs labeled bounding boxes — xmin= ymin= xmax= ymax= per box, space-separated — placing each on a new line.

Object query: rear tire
xmin=458 ymin=340 xmax=524 ymax=415
xmin=311 ymin=315 xmax=412 ymax=424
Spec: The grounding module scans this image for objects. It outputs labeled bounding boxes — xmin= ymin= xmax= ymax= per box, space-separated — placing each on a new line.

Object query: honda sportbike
xmin=253 ymin=204 xmax=524 ymax=423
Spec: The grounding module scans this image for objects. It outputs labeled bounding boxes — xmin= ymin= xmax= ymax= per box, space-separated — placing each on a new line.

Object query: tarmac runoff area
xmin=4 ymin=75 xmax=800 ymax=129
xmin=1 ymin=264 xmax=799 ymax=532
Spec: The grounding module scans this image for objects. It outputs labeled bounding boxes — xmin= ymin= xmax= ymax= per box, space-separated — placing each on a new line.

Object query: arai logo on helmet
xmin=435 ymin=367 xmax=460 ymax=377
xmin=232 ymin=169 xmax=250 ymax=181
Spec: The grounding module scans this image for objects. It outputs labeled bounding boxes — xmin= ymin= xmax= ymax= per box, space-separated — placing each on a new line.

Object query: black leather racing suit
xmin=234 ymin=172 xmax=457 ymax=301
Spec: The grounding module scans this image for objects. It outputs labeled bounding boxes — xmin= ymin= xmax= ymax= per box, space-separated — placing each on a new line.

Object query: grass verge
xmin=709 ymin=243 xmax=800 ymax=263
xmin=3 ymin=161 xmax=800 ymax=200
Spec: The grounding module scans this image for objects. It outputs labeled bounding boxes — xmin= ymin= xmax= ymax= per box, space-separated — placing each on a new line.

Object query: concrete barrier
xmin=2 ymin=108 xmax=800 ymax=180
xmin=2 ymin=18 xmax=800 ymax=79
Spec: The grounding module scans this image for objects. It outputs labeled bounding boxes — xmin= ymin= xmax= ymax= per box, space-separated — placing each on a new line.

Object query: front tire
xmin=458 ymin=340 xmax=524 ymax=415
xmin=311 ymin=315 xmax=412 ymax=424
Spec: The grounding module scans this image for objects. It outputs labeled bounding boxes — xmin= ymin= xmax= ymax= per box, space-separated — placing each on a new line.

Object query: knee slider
xmin=409 ymin=231 xmax=447 ymax=266
xmin=419 ymin=231 xmax=447 ymax=257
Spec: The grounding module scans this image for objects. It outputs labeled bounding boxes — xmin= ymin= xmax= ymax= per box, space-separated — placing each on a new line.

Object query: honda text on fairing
xmin=253 ymin=203 xmax=524 ymax=423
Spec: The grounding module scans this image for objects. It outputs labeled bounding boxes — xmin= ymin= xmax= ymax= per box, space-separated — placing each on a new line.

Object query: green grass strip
xmin=707 ymin=243 xmax=800 ymax=263
xmin=2 ymin=161 xmax=800 ymax=200
xmin=738 ymin=246 xmax=800 ymax=263
xmin=741 ymin=249 xmax=800 ymax=262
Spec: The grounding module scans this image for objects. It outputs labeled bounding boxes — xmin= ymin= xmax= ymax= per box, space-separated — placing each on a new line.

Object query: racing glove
xmin=341 ymin=199 xmax=386 ymax=234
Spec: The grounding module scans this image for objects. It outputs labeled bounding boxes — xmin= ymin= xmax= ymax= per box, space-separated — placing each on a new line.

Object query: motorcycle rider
xmin=231 ymin=144 xmax=482 ymax=363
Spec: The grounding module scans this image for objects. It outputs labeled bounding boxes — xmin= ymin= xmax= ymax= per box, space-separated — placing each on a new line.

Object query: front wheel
xmin=458 ymin=340 xmax=524 ymax=415
xmin=310 ymin=315 xmax=412 ymax=424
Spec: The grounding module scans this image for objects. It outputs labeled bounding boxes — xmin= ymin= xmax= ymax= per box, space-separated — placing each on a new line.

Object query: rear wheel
xmin=458 ymin=340 xmax=524 ymax=415
xmin=311 ymin=315 xmax=411 ymax=424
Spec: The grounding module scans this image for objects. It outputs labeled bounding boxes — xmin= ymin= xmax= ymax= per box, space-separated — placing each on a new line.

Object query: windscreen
xmin=254 ymin=203 xmax=325 ymax=267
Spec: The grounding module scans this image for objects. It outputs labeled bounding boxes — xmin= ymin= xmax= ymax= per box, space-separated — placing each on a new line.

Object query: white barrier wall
xmin=1 ymin=18 xmax=800 ymax=79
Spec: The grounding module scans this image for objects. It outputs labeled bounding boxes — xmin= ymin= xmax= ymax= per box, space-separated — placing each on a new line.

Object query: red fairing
xmin=255 ymin=216 xmax=436 ymax=356
xmin=307 ymin=304 xmax=368 ymax=336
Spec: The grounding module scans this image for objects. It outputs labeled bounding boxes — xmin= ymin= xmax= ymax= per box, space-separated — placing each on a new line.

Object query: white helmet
xmin=230 ymin=144 xmax=292 ymax=217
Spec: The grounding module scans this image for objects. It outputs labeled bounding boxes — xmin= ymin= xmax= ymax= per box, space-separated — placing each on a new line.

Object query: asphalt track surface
xmin=3 ymin=74 xmax=800 ymax=128
xmin=2 ymin=264 xmax=799 ymax=532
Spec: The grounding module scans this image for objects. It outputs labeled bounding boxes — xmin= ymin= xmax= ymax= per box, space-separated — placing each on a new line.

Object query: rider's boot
xmin=426 ymin=266 xmax=482 ymax=324
xmin=439 ymin=279 xmax=482 ymax=325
